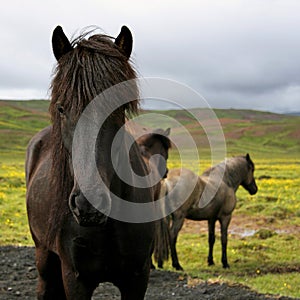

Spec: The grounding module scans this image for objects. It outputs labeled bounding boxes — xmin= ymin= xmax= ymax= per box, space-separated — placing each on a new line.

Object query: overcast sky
xmin=1 ymin=0 xmax=300 ymax=113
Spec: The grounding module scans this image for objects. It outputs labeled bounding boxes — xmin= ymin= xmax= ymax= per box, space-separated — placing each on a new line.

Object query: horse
xmin=26 ymin=25 xmax=156 ymax=300
xmin=137 ymin=127 xmax=171 ymax=180
xmin=136 ymin=128 xmax=172 ymax=268
xmin=156 ymin=154 xmax=258 ymax=270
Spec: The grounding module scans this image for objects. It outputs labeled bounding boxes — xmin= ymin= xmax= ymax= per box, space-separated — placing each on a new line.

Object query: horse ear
xmin=246 ymin=153 xmax=250 ymax=161
xmin=115 ymin=26 xmax=133 ymax=59
xmin=164 ymin=128 xmax=171 ymax=136
xmin=52 ymin=26 xmax=73 ymax=61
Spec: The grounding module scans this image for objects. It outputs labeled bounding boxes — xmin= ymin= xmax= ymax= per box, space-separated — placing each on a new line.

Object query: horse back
xmin=164 ymin=168 xmax=203 ymax=215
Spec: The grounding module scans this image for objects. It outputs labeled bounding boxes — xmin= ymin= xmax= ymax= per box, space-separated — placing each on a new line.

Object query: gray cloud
xmin=0 ymin=0 xmax=299 ymax=113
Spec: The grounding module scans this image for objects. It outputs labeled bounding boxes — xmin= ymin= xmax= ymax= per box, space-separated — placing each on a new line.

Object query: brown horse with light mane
xmin=156 ymin=154 xmax=258 ymax=270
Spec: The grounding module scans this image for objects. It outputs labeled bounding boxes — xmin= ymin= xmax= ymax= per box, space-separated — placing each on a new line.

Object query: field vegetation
xmin=0 ymin=100 xmax=299 ymax=297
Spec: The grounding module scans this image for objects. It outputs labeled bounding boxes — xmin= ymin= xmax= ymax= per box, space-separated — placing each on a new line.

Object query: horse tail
xmin=153 ymin=216 xmax=170 ymax=264
xmin=153 ymin=181 xmax=170 ymax=265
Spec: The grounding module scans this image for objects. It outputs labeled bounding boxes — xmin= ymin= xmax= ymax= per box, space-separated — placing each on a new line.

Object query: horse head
xmin=50 ymin=25 xmax=136 ymax=226
xmin=241 ymin=153 xmax=258 ymax=195
xmin=137 ymin=128 xmax=171 ymax=179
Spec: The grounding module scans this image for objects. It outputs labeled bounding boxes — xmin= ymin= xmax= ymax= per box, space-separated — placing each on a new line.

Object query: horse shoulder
xmin=221 ymin=186 xmax=237 ymax=215
xmin=26 ymin=126 xmax=52 ymax=185
xmin=194 ymin=176 xmax=221 ymax=211
xmin=196 ymin=176 xmax=231 ymax=216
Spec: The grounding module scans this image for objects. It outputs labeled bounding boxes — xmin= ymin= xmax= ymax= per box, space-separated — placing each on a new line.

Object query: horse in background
xmin=156 ymin=154 xmax=258 ymax=271
xmin=136 ymin=128 xmax=172 ymax=268
xmin=26 ymin=25 xmax=155 ymax=299
xmin=137 ymin=128 xmax=171 ymax=180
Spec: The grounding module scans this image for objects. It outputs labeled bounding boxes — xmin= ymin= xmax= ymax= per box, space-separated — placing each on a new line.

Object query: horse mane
xmin=49 ymin=31 xmax=139 ymax=119
xmin=202 ymin=158 xmax=226 ymax=176
xmin=47 ymin=30 xmax=139 ymax=242
xmin=203 ymin=155 xmax=253 ymax=188
xmin=225 ymin=155 xmax=254 ymax=171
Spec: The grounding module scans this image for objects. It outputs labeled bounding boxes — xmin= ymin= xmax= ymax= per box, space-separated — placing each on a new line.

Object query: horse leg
xmin=153 ymin=216 xmax=170 ymax=269
xmin=219 ymin=215 xmax=232 ymax=268
xmin=207 ymin=219 xmax=216 ymax=266
xmin=157 ymin=257 xmax=163 ymax=269
xmin=169 ymin=216 xmax=185 ymax=271
xmin=35 ymin=248 xmax=66 ymax=299
xmin=60 ymin=261 xmax=96 ymax=300
xmin=118 ymin=271 xmax=149 ymax=300
xmin=150 ymin=257 xmax=156 ymax=269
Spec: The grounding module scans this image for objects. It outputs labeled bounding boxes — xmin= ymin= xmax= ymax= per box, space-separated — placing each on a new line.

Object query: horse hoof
xmin=173 ymin=264 xmax=184 ymax=271
xmin=208 ymin=261 xmax=215 ymax=266
xmin=223 ymin=264 xmax=230 ymax=269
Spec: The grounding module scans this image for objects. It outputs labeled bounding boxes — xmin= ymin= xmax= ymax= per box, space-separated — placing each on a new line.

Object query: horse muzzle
xmin=248 ymin=182 xmax=258 ymax=195
xmin=163 ymin=168 xmax=169 ymax=179
xmin=69 ymin=191 xmax=110 ymax=226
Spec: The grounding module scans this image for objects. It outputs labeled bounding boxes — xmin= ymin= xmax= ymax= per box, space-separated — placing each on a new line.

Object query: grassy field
xmin=0 ymin=100 xmax=300 ymax=298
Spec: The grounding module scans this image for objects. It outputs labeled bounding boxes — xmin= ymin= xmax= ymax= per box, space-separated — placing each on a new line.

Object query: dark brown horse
xmin=156 ymin=154 xmax=258 ymax=270
xmin=136 ymin=128 xmax=172 ymax=268
xmin=137 ymin=128 xmax=171 ymax=180
xmin=26 ymin=25 xmax=156 ymax=299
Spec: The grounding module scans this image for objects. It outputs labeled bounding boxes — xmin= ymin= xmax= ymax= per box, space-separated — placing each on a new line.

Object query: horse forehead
xmin=249 ymin=163 xmax=255 ymax=171
xmin=153 ymin=140 xmax=164 ymax=150
xmin=63 ymin=111 xmax=80 ymax=125
xmin=152 ymin=143 xmax=168 ymax=158
xmin=152 ymin=137 xmax=168 ymax=150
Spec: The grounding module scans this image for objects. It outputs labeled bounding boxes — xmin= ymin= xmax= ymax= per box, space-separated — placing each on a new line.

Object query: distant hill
xmin=139 ymin=107 xmax=300 ymax=157
xmin=0 ymin=100 xmax=299 ymax=158
xmin=284 ymin=112 xmax=300 ymax=116
xmin=0 ymin=100 xmax=50 ymax=157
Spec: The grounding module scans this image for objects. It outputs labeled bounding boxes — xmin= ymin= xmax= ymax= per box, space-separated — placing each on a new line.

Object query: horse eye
xmin=56 ymin=103 xmax=65 ymax=115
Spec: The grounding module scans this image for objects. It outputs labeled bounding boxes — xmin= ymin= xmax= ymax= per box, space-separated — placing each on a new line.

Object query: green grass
xmin=236 ymin=158 xmax=300 ymax=218
xmin=0 ymin=100 xmax=49 ymax=245
xmin=0 ymin=100 xmax=50 ymax=156
xmin=0 ymin=158 xmax=32 ymax=245
xmin=0 ymin=100 xmax=300 ymax=298
xmin=1 ymin=156 xmax=299 ymax=297
xmin=166 ymin=232 xmax=300 ymax=298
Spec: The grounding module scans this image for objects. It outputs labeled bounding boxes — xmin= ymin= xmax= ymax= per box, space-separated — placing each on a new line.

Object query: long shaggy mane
xmin=47 ymin=30 xmax=139 ymax=242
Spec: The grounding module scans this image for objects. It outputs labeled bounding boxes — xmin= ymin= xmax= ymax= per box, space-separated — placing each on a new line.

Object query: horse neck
xmin=223 ymin=158 xmax=247 ymax=191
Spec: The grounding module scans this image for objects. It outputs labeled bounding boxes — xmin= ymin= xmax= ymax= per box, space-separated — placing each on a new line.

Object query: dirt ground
xmin=182 ymin=215 xmax=300 ymax=236
xmin=0 ymin=244 xmax=297 ymax=300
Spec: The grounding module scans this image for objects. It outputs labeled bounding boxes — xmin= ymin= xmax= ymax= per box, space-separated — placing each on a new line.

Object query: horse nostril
xmin=70 ymin=193 xmax=80 ymax=216
xmin=70 ymin=194 xmax=76 ymax=208
xmin=164 ymin=168 xmax=169 ymax=179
